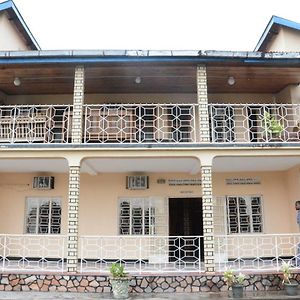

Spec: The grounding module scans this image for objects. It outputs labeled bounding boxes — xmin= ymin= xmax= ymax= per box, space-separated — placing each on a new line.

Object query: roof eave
xmin=0 ymin=0 xmax=40 ymax=50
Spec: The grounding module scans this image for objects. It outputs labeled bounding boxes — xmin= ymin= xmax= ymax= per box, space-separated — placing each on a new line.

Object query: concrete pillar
xmin=201 ymin=164 xmax=215 ymax=272
xmin=197 ymin=65 xmax=210 ymax=143
xmin=71 ymin=66 xmax=85 ymax=144
xmin=67 ymin=165 xmax=80 ymax=273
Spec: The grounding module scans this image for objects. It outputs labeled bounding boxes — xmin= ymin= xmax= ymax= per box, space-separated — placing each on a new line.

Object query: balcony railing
xmin=215 ymin=233 xmax=300 ymax=272
xmin=79 ymin=235 xmax=204 ymax=274
xmin=0 ymin=234 xmax=299 ymax=273
xmin=0 ymin=234 xmax=67 ymax=272
xmin=83 ymin=104 xmax=198 ymax=144
xmin=209 ymin=103 xmax=300 ymax=143
xmin=0 ymin=105 xmax=72 ymax=144
xmin=0 ymin=103 xmax=299 ymax=145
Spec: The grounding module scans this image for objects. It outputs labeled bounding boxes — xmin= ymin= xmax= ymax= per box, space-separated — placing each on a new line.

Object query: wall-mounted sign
xmin=168 ymin=179 xmax=201 ymax=186
xmin=225 ymin=177 xmax=261 ymax=185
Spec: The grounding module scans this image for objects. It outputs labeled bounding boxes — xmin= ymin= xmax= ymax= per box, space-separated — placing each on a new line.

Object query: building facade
xmin=0 ymin=2 xmax=300 ymax=292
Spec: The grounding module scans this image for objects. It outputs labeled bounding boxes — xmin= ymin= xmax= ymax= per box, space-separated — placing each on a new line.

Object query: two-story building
xmin=0 ymin=1 xmax=299 ymax=293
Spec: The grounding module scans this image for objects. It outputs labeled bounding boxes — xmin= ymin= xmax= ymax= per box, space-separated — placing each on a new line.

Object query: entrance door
xmin=169 ymin=198 xmax=204 ymax=262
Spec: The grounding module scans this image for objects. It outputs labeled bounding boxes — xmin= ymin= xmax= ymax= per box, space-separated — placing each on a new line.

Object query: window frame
xmin=118 ymin=197 xmax=158 ymax=236
xmin=24 ymin=197 xmax=62 ymax=235
xmin=226 ymin=195 xmax=264 ymax=235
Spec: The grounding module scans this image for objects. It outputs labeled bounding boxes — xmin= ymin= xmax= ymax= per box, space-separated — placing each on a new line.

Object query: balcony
xmin=0 ymin=105 xmax=72 ymax=144
xmin=0 ymin=103 xmax=299 ymax=145
xmin=0 ymin=234 xmax=299 ymax=274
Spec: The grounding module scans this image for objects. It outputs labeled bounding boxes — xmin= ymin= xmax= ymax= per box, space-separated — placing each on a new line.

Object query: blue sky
xmin=11 ymin=0 xmax=300 ymax=51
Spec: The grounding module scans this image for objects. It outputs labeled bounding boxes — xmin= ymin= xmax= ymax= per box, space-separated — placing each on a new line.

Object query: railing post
xmin=201 ymin=164 xmax=215 ymax=272
xmin=71 ymin=66 xmax=85 ymax=144
xmin=67 ymin=165 xmax=81 ymax=273
xmin=197 ymin=65 xmax=210 ymax=143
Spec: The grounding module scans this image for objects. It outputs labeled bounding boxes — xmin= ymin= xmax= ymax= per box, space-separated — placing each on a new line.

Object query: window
xmin=226 ymin=196 xmax=263 ymax=234
xmin=25 ymin=197 xmax=62 ymax=234
xmin=119 ymin=198 xmax=160 ymax=235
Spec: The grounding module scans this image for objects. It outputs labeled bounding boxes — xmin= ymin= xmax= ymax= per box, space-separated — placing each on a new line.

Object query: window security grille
xmin=119 ymin=197 xmax=168 ymax=235
xmin=25 ymin=197 xmax=61 ymax=234
xmin=33 ymin=176 xmax=54 ymax=189
xmin=226 ymin=196 xmax=263 ymax=234
xmin=126 ymin=175 xmax=149 ymax=190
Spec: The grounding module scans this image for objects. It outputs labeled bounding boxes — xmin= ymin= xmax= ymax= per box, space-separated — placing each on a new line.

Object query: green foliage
xmin=263 ymin=112 xmax=284 ymax=135
xmin=109 ymin=263 xmax=127 ymax=278
xmin=281 ymin=262 xmax=291 ymax=284
xmin=224 ymin=268 xmax=245 ymax=286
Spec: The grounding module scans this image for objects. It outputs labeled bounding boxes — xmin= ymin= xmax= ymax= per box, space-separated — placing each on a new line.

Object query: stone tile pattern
xmin=67 ymin=166 xmax=81 ymax=273
xmin=0 ymin=273 xmax=299 ymax=293
xmin=72 ymin=65 xmax=85 ymax=144
xmin=197 ymin=65 xmax=210 ymax=143
xmin=201 ymin=165 xmax=215 ymax=272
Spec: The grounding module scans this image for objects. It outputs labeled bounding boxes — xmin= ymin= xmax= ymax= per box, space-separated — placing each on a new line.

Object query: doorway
xmin=169 ymin=198 xmax=204 ymax=262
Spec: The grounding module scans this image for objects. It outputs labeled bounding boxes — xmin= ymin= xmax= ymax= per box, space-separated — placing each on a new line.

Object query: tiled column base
xmin=0 ymin=273 xmax=299 ymax=293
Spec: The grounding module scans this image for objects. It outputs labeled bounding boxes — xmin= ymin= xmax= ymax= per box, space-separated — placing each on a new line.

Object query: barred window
xmin=119 ymin=198 xmax=156 ymax=235
xmin=226 ymin=196 xmax=263 ymax=234
xmin=25 ymin=197 xmax=61 ymax=234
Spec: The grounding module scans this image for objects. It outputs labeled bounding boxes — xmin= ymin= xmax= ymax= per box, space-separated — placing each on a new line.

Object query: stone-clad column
xmin=201 ymin=164 xmax=215 ymax=272
xmin=71 ymin=66 xmax=85 ymax=144
xmin=67 ymin=165 xmax=80 ymax=273
xmin=197 ymin=65 xmax=210 ymax=143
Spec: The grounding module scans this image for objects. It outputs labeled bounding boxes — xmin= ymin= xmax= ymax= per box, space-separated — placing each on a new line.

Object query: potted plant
xmin=223 ymin=268 xmax=246 ymax=298
xmin=109 ymin=263 xmax=131 ymax=299
xmin=262 ymin=112 xmax=284 ymax=141
xmin=281 ymin=262 xmax=298 ymax=296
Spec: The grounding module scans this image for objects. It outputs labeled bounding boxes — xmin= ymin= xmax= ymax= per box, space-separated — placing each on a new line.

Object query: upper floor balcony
xmin=1 ymin=50 xmax=300 ymax=146
xmin=0 ymin=102 xmax=299 ymax=145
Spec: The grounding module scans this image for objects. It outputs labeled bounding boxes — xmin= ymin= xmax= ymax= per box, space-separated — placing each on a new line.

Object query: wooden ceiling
xmin=1 ymin=63 xmax=300 ymax=95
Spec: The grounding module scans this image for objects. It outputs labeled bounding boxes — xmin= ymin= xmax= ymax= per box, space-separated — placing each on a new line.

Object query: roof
xmin=0 ymin=0 xmax=40 ymax=50
xmin=255 ymin=15 xmax=300 ymax=52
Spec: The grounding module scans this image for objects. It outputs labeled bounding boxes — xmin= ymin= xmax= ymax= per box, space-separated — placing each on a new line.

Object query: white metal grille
xmin=215 ymin=233 xmax=300 ymax=272
xmin=0 ymin=234 xmax=66 ymax=272
xmin=226 ymin=196 xmax=263 ymax=234
xmin=0 ymin=105 xmax=72 ymax=143
xmin=209 ymin=103 xmax=300 ymax=143
xmin=25 ymin=197 xmax=62 ymax=234
xmin=119 ymin=197 xmax=168 ymax=236
xmin=83 ymin=104 xmax=197 ymax=143
xmin=79 ymin=235 xmax=204 ymax=274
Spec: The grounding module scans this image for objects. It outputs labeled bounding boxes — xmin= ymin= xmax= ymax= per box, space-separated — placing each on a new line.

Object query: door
xmin=169 ymin=198 xmax=204 ymax=262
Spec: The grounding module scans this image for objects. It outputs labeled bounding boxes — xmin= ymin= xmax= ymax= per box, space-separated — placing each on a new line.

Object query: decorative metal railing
xmin=0 ymin=105 xmax=72 ymax=143
xmin=83 ymin=104 xmax=198 ymax=143
xmin=215 ymin=233 xmax=300 ymax=272
xmin=0 ymin=234 xmax=67 ymax=272
xmin=1 ymin=103 xmax=300 ymax=145
xmin=209 ymin=103 xmax=300 ymax=143
xmin=79 ymin=235 xmax=204 ymax=274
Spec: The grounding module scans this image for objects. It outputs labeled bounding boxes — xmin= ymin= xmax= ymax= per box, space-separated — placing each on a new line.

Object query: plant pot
xmin=284 ymin=283 xmax=298 ymax=296
xmin=110 ymin=277 xmax=131 ymax=299
xmin=232 ymin=284 xmax=244 ymax=298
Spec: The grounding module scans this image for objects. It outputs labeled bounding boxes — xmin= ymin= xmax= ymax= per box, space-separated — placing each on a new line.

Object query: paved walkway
xmin=0 ymin=291 xmax=299 ymax=299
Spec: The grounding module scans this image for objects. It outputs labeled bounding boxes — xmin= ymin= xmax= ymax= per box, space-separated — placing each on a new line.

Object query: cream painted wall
xmin=283 ymin=166 xmax=300 ymax=232
xmin=78 ymin=172 xmax=202 ymax=236
xmin=0 ymin=13 xmax=29 ymax=51
xmin=0 ymin=172 xmax=68 ymax=234
xmin=267 ymin=27 xmax=300 ymax=52
xmin=213 ymin=171 xmax=295 ymax=233
xmin=0 ymin=170 xmax=298 ymax=236
xmin=265 ymin=27 xmax=286 ymax=52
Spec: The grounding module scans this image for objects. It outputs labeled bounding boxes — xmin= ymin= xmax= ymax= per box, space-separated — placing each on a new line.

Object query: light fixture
xmin=227 ymin=76 xmax=235 ymax=86
xmin=13 ymin=77 xmax=21 ymax=86
xmin=135 ymin=76 xmax=142 ymax=84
